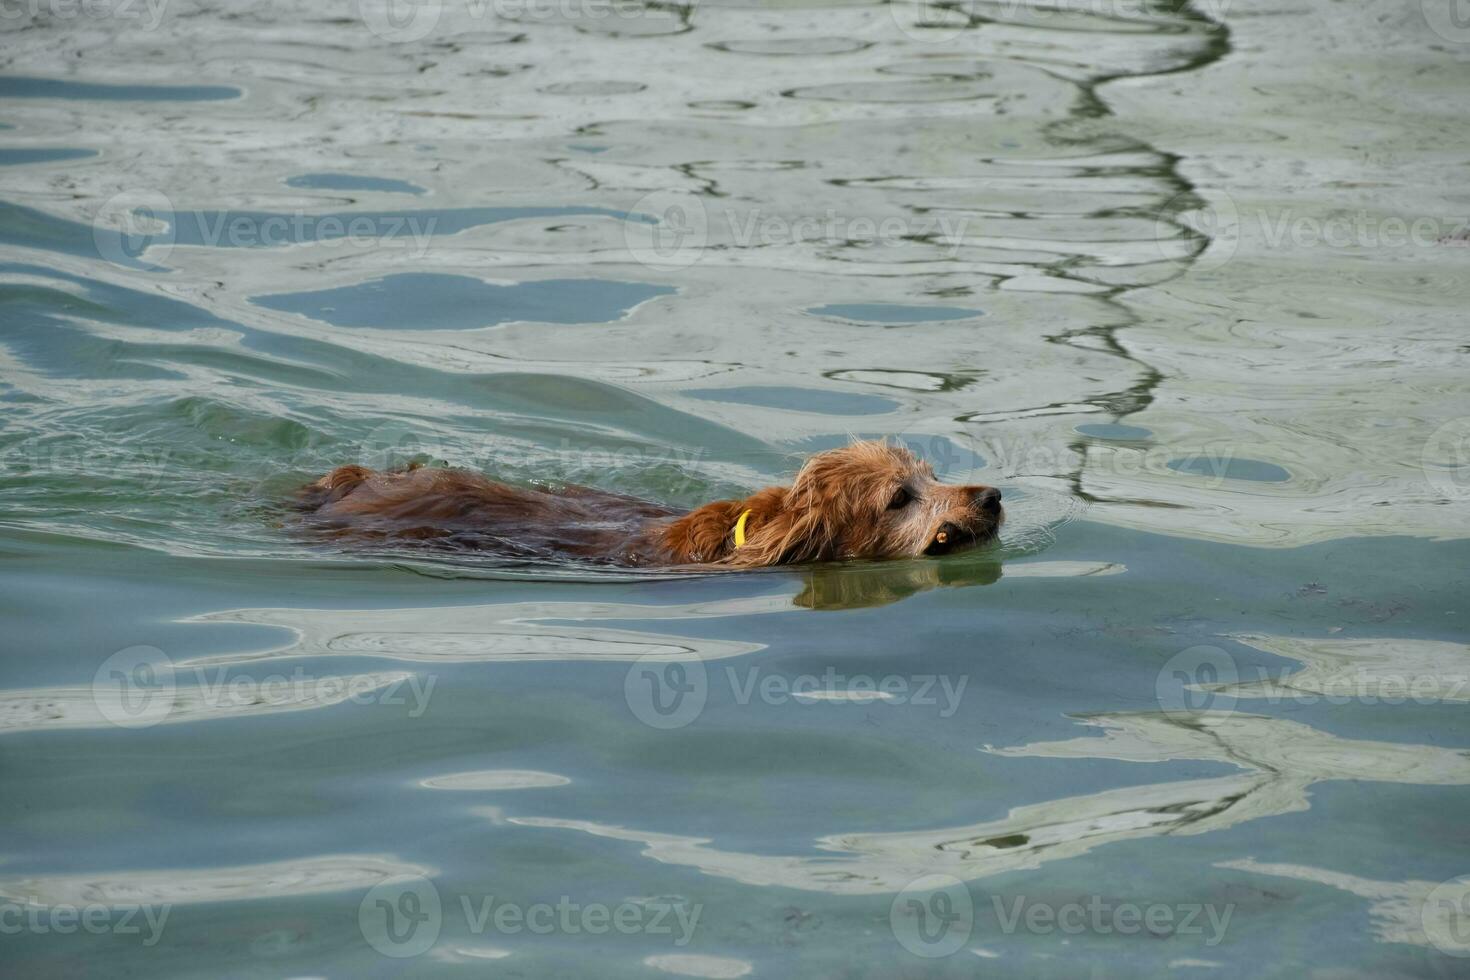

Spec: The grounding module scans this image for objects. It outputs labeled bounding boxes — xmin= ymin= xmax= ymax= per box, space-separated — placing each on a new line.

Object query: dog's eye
xmin=887 ymin=487 xmax=912 ymax=510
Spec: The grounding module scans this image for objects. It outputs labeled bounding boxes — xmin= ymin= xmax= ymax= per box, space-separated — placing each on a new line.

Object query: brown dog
xmin=297 ymin=440 xmax=1002 ymax=567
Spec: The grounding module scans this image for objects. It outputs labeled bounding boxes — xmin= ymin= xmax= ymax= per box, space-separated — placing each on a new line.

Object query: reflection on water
xmin=1214 ymin=859 xmax=1470 ymax=956
xmin=1216 ymin=633 xmax=1470 ymax=703
xmin=421 ymin=770 xmax=571 ymax=791
xmin=806 ymin=303 xmax=984 ymax=324
xmin=0 ymin=75 xmax=240 ymax=101
xmin=0 ymin=670 xmax=417 ymax=735
xmin=253 ymin=272 xmax=674 ymax=330
xmin=0 ymin=0 xmax=1460 ymax=554
xmin=284 ymin=173 xmax=427 ymax=195
xmin=182 ymin=554 xmax=1116 ymax=648
xmin=511 ymin=710 xmax=1470 ymax=895
xmin=645 ymin=952 xmax=754 ymax=978
xmin=792 ymin=557 xmax=1004 ymax=609
xmin=990 ymin=710 xmax=1470 ymax=786
xmin=0 ymin=855 xmax=431 ymax=907
xmin=2 ymin=0 xmax=1467 ymax=975
xmin=182 ymin=594 xmax=774 ymax=665
xmin=0 ymin=147 xmax=96 ymax=166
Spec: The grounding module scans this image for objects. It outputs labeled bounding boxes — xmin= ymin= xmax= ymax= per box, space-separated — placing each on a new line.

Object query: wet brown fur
xmin=296 ymin=441 xmax=1002 ymax=568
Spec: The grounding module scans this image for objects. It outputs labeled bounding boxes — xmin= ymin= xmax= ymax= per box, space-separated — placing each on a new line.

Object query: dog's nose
xmin=975 ymin=487 xmax=1002 ymax=513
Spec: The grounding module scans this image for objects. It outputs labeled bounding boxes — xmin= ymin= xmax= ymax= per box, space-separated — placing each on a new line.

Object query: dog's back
xmin=295 ymin=465 xmax=678 ymax=563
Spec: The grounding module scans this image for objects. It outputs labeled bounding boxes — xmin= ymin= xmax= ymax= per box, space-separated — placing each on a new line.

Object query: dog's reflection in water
xmin=791 ymin=556 xmax=1003 ymax=610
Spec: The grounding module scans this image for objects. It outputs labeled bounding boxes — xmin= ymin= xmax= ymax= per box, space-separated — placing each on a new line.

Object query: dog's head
xmin=721 ymin=441 xmax=1003 ymax=566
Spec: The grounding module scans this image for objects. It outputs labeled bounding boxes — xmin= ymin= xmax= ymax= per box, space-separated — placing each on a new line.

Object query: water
xmin=285 ymin=173 xmax=429 ymax=196
xmin=2 ymin=0 xmax=1468 ymax=976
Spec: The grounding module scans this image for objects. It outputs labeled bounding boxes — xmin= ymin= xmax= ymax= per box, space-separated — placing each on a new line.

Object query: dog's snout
xmin=974 ymin=486 xmax=1002 ymax=513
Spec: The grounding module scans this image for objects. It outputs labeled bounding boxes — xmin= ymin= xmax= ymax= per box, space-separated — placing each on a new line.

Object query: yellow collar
xmin=733 ymin=508 xmax=753 ymax=548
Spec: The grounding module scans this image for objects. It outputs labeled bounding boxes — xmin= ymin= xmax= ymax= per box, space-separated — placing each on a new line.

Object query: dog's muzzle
xmin=925 ymin=522 xmax=974 ymax=556
xmin=924 ymin=488 xmax=1003 ymax=556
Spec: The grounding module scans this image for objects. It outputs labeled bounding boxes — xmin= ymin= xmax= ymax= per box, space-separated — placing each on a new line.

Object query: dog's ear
xmin=297 ymin=465 xmax=375 ymax=511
